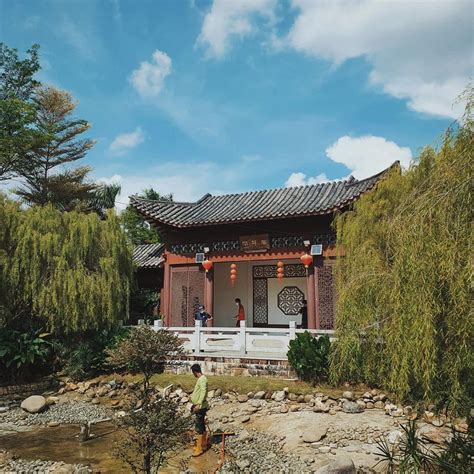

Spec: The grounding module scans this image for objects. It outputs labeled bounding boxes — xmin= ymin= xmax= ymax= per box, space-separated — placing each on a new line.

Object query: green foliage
xmin=121 ymin=188 xmax=172 ymax=245
xmin=0 ymin=330 xmax=51 ymax=382
xmin=58 ymin=327 xmax=130 ymax=380
xmin=129 ymin=287 xmax=160 ymax=324
xmin=375 ymin=418 xmax=474 ymax=473
xmin=0 ymin=194 xmax=133 ymax=334
xmin=287 ymin=332 xmax=331 ymax=382
xmin=330 ymin=94 xmax=473 ymax=410
xmin=115 ymin=397 xmax=192 ymax=473
xmin=106 ymin=326 xmax=182 ymax=400
xmin=14 ymin=86 xmax=97 ymax=209
xmin=0 ymin=43 xmax=43 ymax=181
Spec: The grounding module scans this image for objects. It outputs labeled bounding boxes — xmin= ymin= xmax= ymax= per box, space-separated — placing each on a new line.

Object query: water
xmin=0 ymin=422 xmax=220 ymax=473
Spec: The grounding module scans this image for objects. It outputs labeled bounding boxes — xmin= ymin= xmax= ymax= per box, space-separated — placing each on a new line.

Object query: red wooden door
xmin=170 ymin=266 xmax=205 ymax=327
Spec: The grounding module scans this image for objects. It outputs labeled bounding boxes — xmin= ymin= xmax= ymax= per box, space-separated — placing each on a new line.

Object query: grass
xmin=99 ymin=372 xmax=374 ymax=398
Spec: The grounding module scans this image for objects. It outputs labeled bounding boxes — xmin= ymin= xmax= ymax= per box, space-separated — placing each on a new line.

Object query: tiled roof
xmin=130 ymin=164 xmax=396 ymax=228
xmin=133 ymin=243 xmax=165 ymax=268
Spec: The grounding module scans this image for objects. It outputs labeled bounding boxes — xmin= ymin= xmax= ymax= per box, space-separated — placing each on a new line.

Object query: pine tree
xmin=15 ymin=85 xmax=96 ymax=209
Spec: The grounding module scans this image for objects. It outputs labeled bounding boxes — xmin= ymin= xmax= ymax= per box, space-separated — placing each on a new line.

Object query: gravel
xmin=0 ymin=454 xmax=90 ymax=474
xmin=218 ymin=429 xmax=314 ymax=473
xmin=0 ymin=401 xmax=111 ymax=426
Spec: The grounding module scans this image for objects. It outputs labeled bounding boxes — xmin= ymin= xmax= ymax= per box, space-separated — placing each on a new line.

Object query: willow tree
xmin=330 ymin=101 xmax=473 ymax=410
xmin=0 ymin=194 xmax=133 ymax=333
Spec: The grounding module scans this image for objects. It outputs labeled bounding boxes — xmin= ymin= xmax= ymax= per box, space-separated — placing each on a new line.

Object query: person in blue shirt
xmin=194 ymin=304 xmax=212 ymax=327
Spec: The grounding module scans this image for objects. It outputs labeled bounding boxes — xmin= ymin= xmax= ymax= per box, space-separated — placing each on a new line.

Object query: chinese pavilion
xmin=131 ymin=164 xmax=395 ymax=330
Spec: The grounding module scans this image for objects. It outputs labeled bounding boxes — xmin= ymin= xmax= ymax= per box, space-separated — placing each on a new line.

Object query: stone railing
xmin=146 ymin=320 xmax=334 ymax=359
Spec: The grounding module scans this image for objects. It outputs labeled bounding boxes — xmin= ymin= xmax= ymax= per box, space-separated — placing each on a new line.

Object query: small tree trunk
xmin=143 ymin=449 xmax=151 ymax=474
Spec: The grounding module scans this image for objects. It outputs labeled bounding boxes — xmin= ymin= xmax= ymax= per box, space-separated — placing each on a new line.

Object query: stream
xmin=0 ymin=422 xmax=221 ymax=473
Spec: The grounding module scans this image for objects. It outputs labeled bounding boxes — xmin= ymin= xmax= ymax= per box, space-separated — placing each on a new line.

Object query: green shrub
xmin=0 ymin=330 xmax=51 ymax=382
xmin=287 ymin=332 xmax=331 ymax=382
xmin=57 ymin=326 xmax=129 ymax=380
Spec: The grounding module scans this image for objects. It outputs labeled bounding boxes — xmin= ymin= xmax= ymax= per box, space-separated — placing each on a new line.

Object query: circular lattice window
xmin=277 ymin=286 xmax=304 ymax=316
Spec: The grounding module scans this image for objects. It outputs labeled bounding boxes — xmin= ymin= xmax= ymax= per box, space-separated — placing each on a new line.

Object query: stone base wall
xmin=0 ymin=378 xmax=57 ymax=398
xmin=166 ymin=355 xmax=296 ymax=378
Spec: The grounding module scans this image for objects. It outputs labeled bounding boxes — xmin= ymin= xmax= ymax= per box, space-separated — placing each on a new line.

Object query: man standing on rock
xmin=190 ymin=363 xmax=209 ymax=456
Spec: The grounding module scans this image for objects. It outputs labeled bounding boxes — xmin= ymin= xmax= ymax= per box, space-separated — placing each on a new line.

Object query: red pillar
xmin=205 ymin=269 xmax=214 ymax=327
xmin=162 ymin=261 xmax=171 ymax=327
xmin=307 ymin=263 xmax=317 ymax=329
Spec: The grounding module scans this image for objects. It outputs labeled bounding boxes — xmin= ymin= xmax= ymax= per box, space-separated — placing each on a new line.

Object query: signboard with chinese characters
xmin=240 ymin=234 xmax=270 ymax=253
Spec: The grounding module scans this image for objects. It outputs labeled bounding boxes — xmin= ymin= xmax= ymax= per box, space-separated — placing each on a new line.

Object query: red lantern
xmin=277 ymin=261 xmax=284 ymax=280
xmin=202 ymin=259 xmax=213 ymax=273
xmin=300 ymin=253 xmax=313 ymax=268
xmin=230 ymin=263 xmax=237 ymax=286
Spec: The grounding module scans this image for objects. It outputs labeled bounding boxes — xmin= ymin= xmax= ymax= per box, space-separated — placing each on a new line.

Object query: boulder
xmin=289 ymin=404 xmax=300 ymax=412
xmin=273 ymin=390 xmax=286 ymax=402
xmin=214 ymin=388 xmax=222 ymax=397
xmin=418 ymin=425 xmax=448 ymax=444
xmin=304 ymin=394 xmax=314 ymax=403
xmin=314 ymin=457 xmax=356 ymax=473
xmin=342 ymin=391 xmax=354 ymax=401
xmin=374 ymin=401 xmax=385 ymax=409
xmin=237 ymin=394 xmax=248 ymax=403
xmin=20 ymin=395 xmax=47 ymax=414
xmin=207 ymin=390 xmax=215 ymax=399
xmin=288 ymin=393 xmax=298 ymax=401
xmin=342 ymin=401 xmax=363 ymax=414
xmin=387 ymin=430 xmax=403 ymax=444
xmin=303 ymin=426 xmax=328 ymax=443
xmin=254 ymin=391 xmax=266 ymax=399
xmin=280 ymin=405 xmax=289 ymax=413
xmin=240 ymin=415 xmax=250 ymax=423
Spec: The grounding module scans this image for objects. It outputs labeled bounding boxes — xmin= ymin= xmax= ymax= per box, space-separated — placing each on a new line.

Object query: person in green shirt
xmin=190 ymin=363 xmax=209 ymax=456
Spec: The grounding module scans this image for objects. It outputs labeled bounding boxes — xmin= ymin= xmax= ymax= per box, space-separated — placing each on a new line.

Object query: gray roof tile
xmin=133 ymin=243 xmax=165 ymax=268
xmin=130 ymin=164 xmax=396 ymax=228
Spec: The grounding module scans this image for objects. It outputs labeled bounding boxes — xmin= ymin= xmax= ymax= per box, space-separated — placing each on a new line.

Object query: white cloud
xmin=325 ymin=135 xmax=412 ymax=179
xmin=109 ymin=127 xmax=145 ymax=155
xmin=285 ymin=172 xmax=329 ymax=187
xmin=129 ymin=50 xmax=172 ymax=97
xmin=197 ymin=0 xmax=277 ymax=58
xmin=286 ymin=0 xmax=471 ymax=118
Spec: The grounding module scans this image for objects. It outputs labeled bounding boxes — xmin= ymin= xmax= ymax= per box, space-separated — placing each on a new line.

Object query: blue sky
xmin=1 ymin=0 xmax=472 ymax=206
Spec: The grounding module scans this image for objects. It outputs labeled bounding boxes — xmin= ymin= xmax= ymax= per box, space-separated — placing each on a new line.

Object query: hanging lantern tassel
xmin=202 ymin=259 xmax=213 ymax=273
xmin=277 ymin=261 xmax=284 ymax=283
xmin=230 ymin=263 xmax=237 ymax=287
xmin=300 ymin=253 xmax=313 ymax=274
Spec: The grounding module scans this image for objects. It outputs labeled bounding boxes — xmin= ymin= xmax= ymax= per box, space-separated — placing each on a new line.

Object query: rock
xmin=374 ymin=401 xmax=385 ymax=409
xmin=237 ymin=394 xmax=248 ymax=403
xmin=288 ymin=393 xmax=298 ymax=401
xmin=214 ymin=388 xmax=222 ymax=397
xmin=280 ymin=405 xmax=289 ymax=413
xmin=403 ymin=405 xmax=413 ymax=415
xmin=342 ymin=401 xmax=363 ymax=414
xmin=48 ymin=421 xmax=60 ymax=427
xmin=254 ymin=391 xmax=266 ymax=399
xmin=96 ymin=386 xmax=109 ymax=397
xmin=454 ymin=421 xmax=468 ymax=433
xmin=207 ymin=390 xmax=215 ymax=399
xmin=20 ymin=395 xmax=47 ymax=414
xmin=366 ymin=402 xmax=375 ymax=409
xmin=431 ymin=418 xmax=444 ymax=427
xmin=289 ymin=404 xmax=300 ymax=412
xmin=378 ymin=393 xmax=387 ymax=401
xmin=318 ymin=446 xmax=331 ymax=454
xmin=274 ymin=390 xmax=286 ymax=402
xmin=236 ymin=459 xmax=250 ymax=469
xmin=387 ymin=430 xmax=403 ymax=444
xmin=303 ymin=426 xmax=328 ymax=443
xmin=371 ymin=389 xmax=378 ymax=397
xmin=391 ymin=408 xmax=404 ymax=418
xmin=297 ymin=395 xmax=306 ymax=403
xmin=304 ymin=394 xmax=314 ymax=403
xmin=385 ymin=403 xmax=398 ymax=414
xmin=356 ymin=400 xmax=366 ymax=409
xmin=0 ymin=407 xmax=9 ymax=413
xmin=362 ymin=392 xmax=372 ymax=399
xmin=313 ymin=403 xmax=330 ymax=413
xmin=240 ymin=415 xmax=250 ymax=423
xmin=342 ymin=391 xmax=354 ymax=401
xmin=238 ymin=429 xmax=252 ymax=442
xmin=91 ymin=398 xmax=100 ymax=405
xmin=418 ymin=425 xmax=447 ymax=444
xmin=46 ymin=396 xmax=59 ymax=405
xmin=250 ymin=399 xmax=264 ymax=408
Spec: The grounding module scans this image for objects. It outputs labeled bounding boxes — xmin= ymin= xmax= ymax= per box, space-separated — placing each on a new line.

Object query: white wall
xmin=213 ymin=259 xmax=306 ymax=327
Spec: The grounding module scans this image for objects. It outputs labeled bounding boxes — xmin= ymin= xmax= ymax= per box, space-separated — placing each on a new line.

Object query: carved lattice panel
xmin=278 ymin=286 xmax=304 ymax=316
xmin=317 ymin=262 xmax=336 ymax=329
xmin=170 ymin=266 xmax=205 ymax=327
xmin=253 ymin=264 xmax=305 ymax=279
xmin=253 ymin=279 xmax=268 ymax=325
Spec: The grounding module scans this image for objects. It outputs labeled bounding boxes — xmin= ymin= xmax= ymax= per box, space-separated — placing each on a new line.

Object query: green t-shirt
xmin=190 ymin=375 xmax=208 ymax=409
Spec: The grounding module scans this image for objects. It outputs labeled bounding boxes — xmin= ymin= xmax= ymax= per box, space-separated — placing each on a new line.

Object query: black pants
xmin=194 ymin=408 xmax=207 ymax=434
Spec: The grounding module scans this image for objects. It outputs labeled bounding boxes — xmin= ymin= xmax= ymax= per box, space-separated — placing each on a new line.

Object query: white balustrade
xmin=146 ymin=320 xmax=335 ymax=358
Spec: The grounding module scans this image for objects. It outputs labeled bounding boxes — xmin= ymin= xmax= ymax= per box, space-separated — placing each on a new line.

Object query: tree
xmin=0 ymin=43 xmax=42 ymax=180
xmin=107 ymin=326 xmax=189 ymax=473
xmin=115 ymin=391 xmax=192 ymax=473
xmin=106 ymin=325 xmax=182 ymax=403
xmin=0 ymin=193 xmax=133 ymax=333
xmin=14 ymin=85 xmax=96 ymax=208
xmin=121 ymin=188 xmax=172 ymax=245
xmin=330 ymin=94 xmax=473 ymax=411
